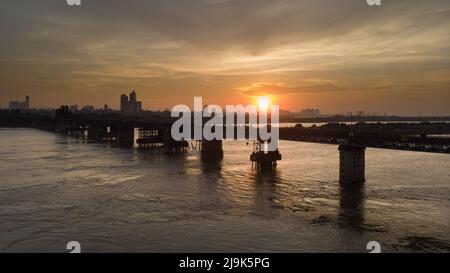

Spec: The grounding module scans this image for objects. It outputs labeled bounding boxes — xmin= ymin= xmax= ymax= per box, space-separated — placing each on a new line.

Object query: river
xmin=0 ymin=128 xmax=449 ymax=252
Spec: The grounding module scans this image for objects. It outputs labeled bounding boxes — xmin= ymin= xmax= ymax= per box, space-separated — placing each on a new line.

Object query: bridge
xmin=279 ymin=124 xmax=450 ymax=184
xmin=6 ymin=110 xmax=449 ymax=185
xmin=279 ymin=128 xmax=450 ymax=154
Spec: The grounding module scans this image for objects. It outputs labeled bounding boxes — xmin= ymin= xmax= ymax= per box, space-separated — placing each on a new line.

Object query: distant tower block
xmin=25 ymin=95 xmax=30 ymax=110
xmin=339 ymin=143 xmax=366 ymax=184
xmin=201 ymin=139 xmax=224 ymax=160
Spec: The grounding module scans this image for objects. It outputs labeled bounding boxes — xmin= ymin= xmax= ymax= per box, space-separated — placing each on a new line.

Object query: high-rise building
xmin=136 ymin=101 xmax=142 ymax=113
xmin=9 ymin=96 xmax=30 ymax=111
xmin=120 ymin=91 xmax=142 ymax=113
xmin=9 ymin=101 xmax=21 ymax=110
xmin=25 ymin=96 xmax=30 ymax=110
xmin=299 ymin=108 xmax=320 ymax=118
xmin=130 ymin=91 xmax=137 ymax=103
xmin=120 ymin=94 xmax=129 ymax=113
xmin=356 ymin=110 xmax=365 ymax=117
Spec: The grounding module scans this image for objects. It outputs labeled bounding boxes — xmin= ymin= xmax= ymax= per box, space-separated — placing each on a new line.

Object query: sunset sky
xmin=0 ymin=0 xmax=449 ymax=115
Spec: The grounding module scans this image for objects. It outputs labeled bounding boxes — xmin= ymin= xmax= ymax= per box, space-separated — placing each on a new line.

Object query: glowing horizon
xmin=0 ymin=0 xmax=449 ymax=115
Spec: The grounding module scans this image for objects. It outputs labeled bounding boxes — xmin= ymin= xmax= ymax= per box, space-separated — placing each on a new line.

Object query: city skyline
xmin=2 ymin=92 xmax=450 ymax=117
xmin=0 ymin=0 xmax=449 ymax=115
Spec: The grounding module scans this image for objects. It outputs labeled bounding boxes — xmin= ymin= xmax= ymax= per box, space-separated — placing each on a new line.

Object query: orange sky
xmin=0 ymin=0 xmax=449 ymax=115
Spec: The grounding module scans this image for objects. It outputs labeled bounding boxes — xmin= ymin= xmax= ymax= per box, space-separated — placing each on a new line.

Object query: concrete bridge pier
xmin=162 ymin=128 xmax=189 ymax=152
xmin=55 ymin=120 xmax=71 ymax=135
xmin=65 ymin=126 xmax=74 ymax=136
xmin=68 ymin=124 xmax=85 ymax=138
xmin=250 ymin=141 xmax=282 ymax=171
xmin=87 ymin=125 xmax=102 ymax=140
xmin=201 ymin=139 xmax=224 ymax=160
xmin=116 ymin=127 xmax=135 ymax=145
xmin=80 ymin=126 xmax=88 ymax=139
xmin=69 ymin=126 xmax=79 ymax=137
xmin=338 ymin=143 xmax=366 ymax=184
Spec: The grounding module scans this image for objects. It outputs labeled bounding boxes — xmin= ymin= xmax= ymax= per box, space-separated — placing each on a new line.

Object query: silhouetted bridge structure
xmin=29 ymin=115 xmax=450 ymax=153
xmin=15 ymin=113 xmax=450 ymax=184
xmin=32 ymin=115 xmax=188 ymax=152
xmin=279 ymin=129 xmax=450 ymax=154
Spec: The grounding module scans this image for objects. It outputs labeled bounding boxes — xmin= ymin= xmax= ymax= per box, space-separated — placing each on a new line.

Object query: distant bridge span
xmin=23 ymin=113 xmax=450 ymax=183
xmin=32 ymin=115 xmax=450 ymax=154
xmin=279 ymin=128 xmax=450 ymax=154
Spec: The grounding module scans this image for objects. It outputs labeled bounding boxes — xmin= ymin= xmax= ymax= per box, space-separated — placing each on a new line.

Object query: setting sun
xmin=257 ymin=96 xmax=270 ymax=110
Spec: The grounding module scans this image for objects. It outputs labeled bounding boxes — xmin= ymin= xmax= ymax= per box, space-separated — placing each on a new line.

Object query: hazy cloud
xmin=0 ymin=0 xmax=449 ymax=114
